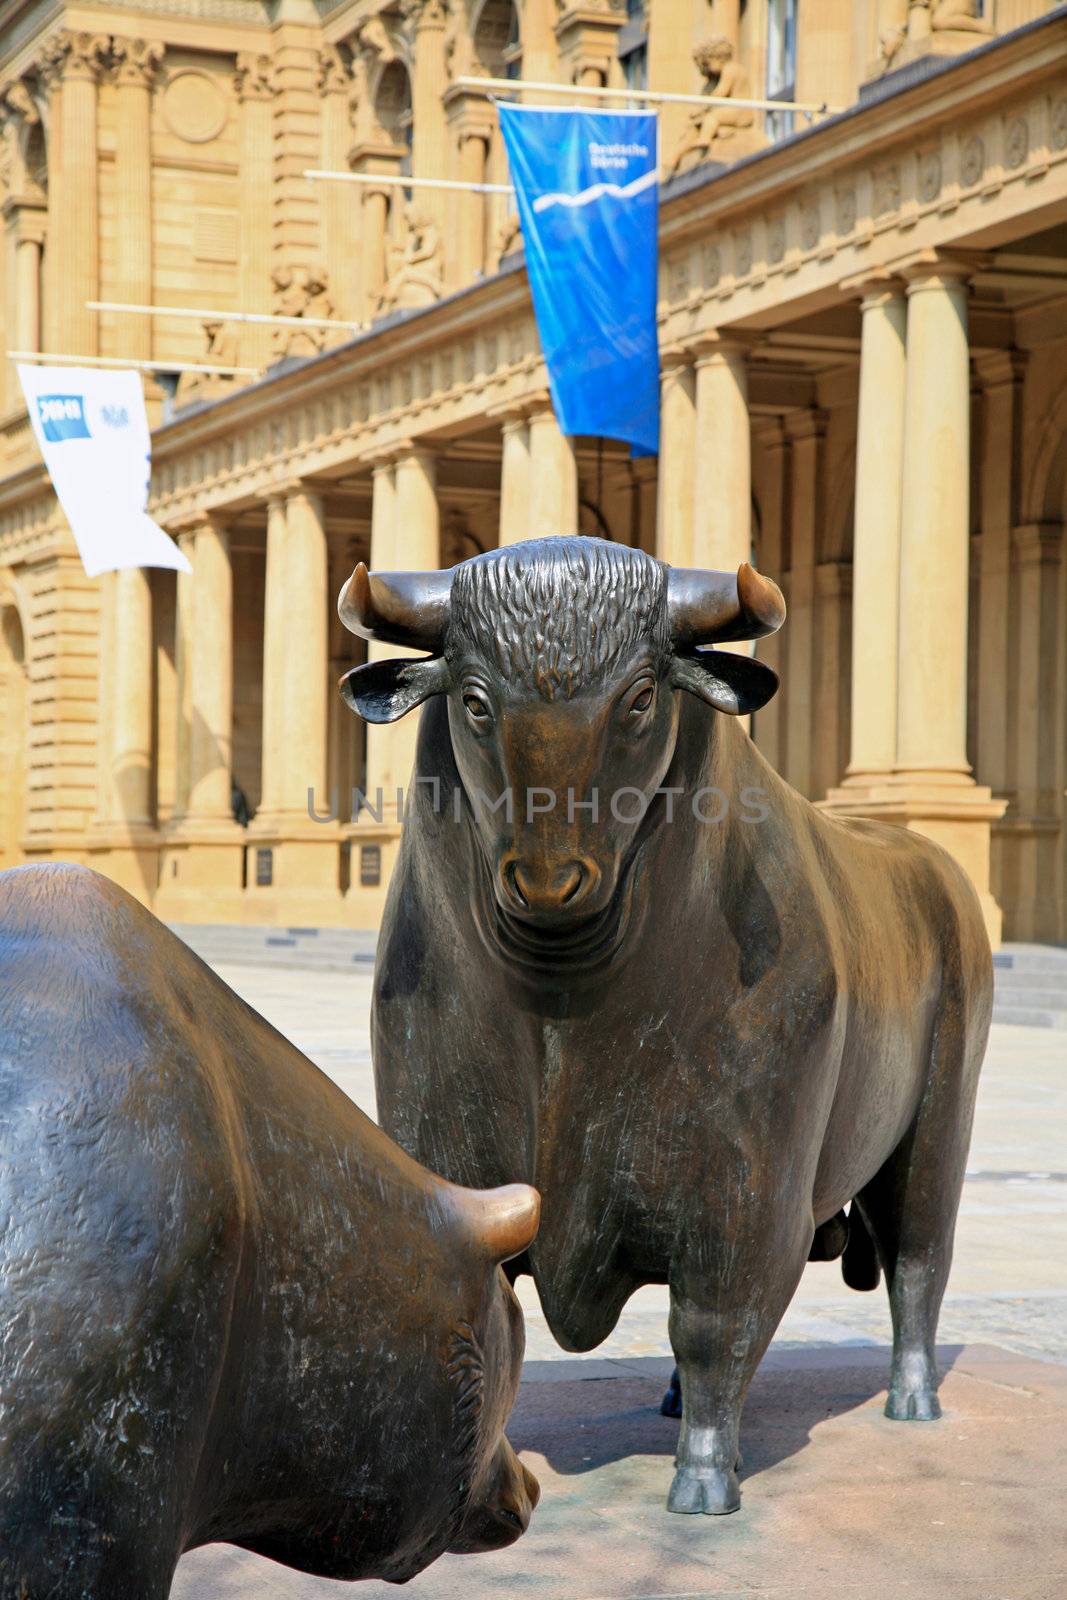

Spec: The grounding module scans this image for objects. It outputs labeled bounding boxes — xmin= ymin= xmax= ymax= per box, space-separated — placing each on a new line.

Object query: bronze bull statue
xmin=339 ymin=534 xmax=993 ymax=1519
xmin=0 ymin=864 xmax=539 ymax=1598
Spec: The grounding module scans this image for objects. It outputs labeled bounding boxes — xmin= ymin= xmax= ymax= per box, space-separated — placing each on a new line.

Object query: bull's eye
xmin=462 ymin=689 xmax=493 ymax=728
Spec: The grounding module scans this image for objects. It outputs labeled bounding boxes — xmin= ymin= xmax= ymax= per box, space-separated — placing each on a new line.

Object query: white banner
xmin=17 ymin=364 xmax=190 ymax=577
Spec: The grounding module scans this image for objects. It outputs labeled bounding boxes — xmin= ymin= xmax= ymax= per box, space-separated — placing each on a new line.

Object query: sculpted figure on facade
xmin=271 ymin=266 xmax=336 ymax=359
xmin=668 ymin=36 xmax=756 ymax=176
xmin=378 ymin=208 xmax=443 ymax=313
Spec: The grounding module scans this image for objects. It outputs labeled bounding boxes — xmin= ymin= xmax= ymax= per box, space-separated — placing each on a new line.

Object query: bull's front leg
xmin=666 ymin=1218 xmax=811 ymax=1516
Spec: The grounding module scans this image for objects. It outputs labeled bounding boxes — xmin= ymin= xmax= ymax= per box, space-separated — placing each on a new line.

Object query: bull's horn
xmin=337 ymin=562 xmax=454 ymax=651
xmin=668 ymin=561 xmax=786 ymax=647
xmin=447 ymin=1182 xmax=541 ymax=1266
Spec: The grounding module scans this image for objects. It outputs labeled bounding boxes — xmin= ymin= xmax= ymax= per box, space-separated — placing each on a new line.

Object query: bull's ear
xmin=339 ymin=656 xmax=451 ymax=723
xmin=670 ymin=649 xmax=779 ymax=715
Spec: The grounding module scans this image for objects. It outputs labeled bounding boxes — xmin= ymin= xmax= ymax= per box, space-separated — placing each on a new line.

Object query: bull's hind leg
xmin=855 ymin=998 xmax=985 ymax=1421
xmin=666 ymin=1212 xmax=813 ymax=1515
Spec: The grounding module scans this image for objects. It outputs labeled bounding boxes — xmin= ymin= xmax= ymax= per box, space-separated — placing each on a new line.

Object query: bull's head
xmin=338 ymin=536 xmax=783 ymax=942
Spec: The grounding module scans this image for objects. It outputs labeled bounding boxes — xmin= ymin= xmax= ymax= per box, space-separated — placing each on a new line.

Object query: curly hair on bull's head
xmin=446 ymin=537 xmax=670 ymax=701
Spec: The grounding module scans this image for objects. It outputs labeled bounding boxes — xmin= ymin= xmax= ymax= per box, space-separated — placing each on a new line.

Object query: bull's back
xmin=0 ymin=864 xmax=249 ymax=1567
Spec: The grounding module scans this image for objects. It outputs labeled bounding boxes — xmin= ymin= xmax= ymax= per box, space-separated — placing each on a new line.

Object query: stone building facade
xmin=0 ymin=0 xmax=1065 ymax=943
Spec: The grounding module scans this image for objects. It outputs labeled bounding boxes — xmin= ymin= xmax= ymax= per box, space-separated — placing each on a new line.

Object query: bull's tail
xmin=841 ymin=1202 xmax=881 ymax=1292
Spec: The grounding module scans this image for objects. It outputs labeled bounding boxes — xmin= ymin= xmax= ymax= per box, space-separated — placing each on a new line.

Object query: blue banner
xmin=498 ymin=105 xmax=660 ymax=457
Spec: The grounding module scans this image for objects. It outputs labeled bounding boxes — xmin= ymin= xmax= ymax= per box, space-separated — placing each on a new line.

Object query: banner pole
xmin=8 ymin=350 xmax=260 ymax=378
xmin=454 ymin=75 xmax=841 ymax=118
xmin=88 ymin=299 xmax=365 ymax=334
xmin=304 ymin=168 xmax=514 ymax=196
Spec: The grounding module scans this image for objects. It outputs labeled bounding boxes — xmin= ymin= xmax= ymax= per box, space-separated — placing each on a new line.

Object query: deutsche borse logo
xmin=37 ymin=394 xmax=91 ymax=443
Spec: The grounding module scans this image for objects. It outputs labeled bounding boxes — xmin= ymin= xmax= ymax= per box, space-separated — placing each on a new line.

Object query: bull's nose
xmin=504 ymin=857 xmax=592 ymax=916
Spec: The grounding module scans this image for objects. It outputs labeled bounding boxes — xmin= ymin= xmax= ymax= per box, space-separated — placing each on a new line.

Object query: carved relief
xmin=668 ymin=36 xmax=756 ymax=177
xmin=378 ymin=208 xmax=443 ymax=314
xmin=919 ymin=150 xmax=942 ymax=202
xmin=800 ymin=200 xmax=820 ymax=251
xmin=873 ymin=164 xmax=900 ymax=216
xmin=735 ymin=231 xmax=752 ymax=277
xmin=272 ymin=266 xmax=336 ymax=359
xmin=1004 ymin=116 xmax=1028 ymax=171
xmin=702 ymin=242 xmax=721 ymax=289
xmin=835 ymin=187 xmax=856 ymax=235
xmin=163 ymin=69 xmax=228 ymax=143
xmin=767 ymin=215 xmax=785 ymax=264
xmin=960 ymin=134 xmax=984 ymax=185
xmin=1052 ymin=98 xmax=1067 ymax=152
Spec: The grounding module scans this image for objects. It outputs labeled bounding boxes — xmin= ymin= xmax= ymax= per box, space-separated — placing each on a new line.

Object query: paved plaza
xmin=172 ymin=960 xmax=1067 ymax=1600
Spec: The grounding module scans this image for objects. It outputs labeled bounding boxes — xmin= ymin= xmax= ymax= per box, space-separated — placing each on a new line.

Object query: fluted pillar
xmin=318 ymin=47 xmax=356 ymax=323
xmin=647 ymin=0 xmax=694 ymax=159
xmin=43 ymin=31 xmax=106 ymax=355
xmin=258 ymin=494 xmax=289 ymax=820
xmin=498 ymin=411 xmax=532 ymax=546
xmin=113 ymin=39 xmax=163 ymax=362
xmin=173 ymin=530 xmax=195 ymax=822
xmin=360 ymin=183 xmax=391 ymax=321
xmin=527 ymin=403 xmax=579 ymax=537
xmin=655 ymin=350 xmax=696 ymax=566
xmin=409 ymin=0 xmax=448 ymax=227
xmin=235 ymin=54 xmax=275 ymax=369
xmin=457 ymin=129 xmax=491 ymax=284
xmin=14 ymin=227 xmax=43 ymax=352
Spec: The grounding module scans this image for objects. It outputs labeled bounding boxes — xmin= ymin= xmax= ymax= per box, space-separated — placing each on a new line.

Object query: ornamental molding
xmin=111 ymin=37 xmax=166 ymax=88
xmin=234 ymin=50 xmax=274 ymax=101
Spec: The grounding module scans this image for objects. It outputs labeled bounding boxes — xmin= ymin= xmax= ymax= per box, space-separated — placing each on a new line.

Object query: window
xmin=766 ymin=0 xmax=797 ymax=143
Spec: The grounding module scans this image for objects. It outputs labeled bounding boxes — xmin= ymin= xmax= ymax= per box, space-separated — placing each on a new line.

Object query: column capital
xmin=895 ymin=249 xmax=991 ymax=294
xmin=659 ymin=344 xmax=694 ymax=375
xmin=234 ymin=51 xmax=275 ymax=103
xmin=690 ymin=329 xmax=760 ymax=367
xmin=487 ymin=397 xmax=533 ymax=427
xmin=111 ymin=37 xmax=165 ymax=89
xmin=39 ymin=30 xmax=109 ymax=87
xmin=839 ymin=268 xmax=906 ymax=308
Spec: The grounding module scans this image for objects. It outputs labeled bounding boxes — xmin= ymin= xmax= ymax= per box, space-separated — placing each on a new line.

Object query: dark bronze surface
xmin=0 ymin=864 xmax=539 ymax=1597
xmin=340 ymin=535 xmax=994 ymax=1519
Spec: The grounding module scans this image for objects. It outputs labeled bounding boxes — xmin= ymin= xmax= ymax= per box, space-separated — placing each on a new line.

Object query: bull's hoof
xmin=885 ymin=1386 xmax=941 ymax=1421
xmin=659 ymin=1371 xmax=682 ymax=1418
xmin=666 ymin=1464 xmax=740 ymax=1516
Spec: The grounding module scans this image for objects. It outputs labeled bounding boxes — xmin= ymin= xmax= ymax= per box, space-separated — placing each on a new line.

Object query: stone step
xmin=994 ymin=945 xmax=1067 ymax=973
xmin=994 ymin=978 xmax=1067 ymax=1005
xmin=991 ymin=1003 xmax=1067 ymax=1030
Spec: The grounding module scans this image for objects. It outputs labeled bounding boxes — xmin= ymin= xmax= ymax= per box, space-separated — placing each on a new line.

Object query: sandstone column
xmin=520 ymin=0 xmax=560 ymax=83
xmin=318 ymin=47 xmax=356 ymax=324
xmin=896 ymin=262 xmax=974 ymax=779
xmin=235 ymin=54 xmax=275 ymax=369
xmin=113 ymin=38 xmax=163 ymax=362
xmin=457 ymin=129 xmax=491 ymax=284
xmin=1009 ymin=524 xmax=1064 ymax=941
xmin=279 ymin=487 xmax=330 ymax=819
xmin=46 ymin=31 xmax=107 ymax=355
xmin=836 ymin=278 xmax=907 ymax=789
xmin=88 ymin=561 xmax=158 ymax=900
xmin=646 ymin=0 xmax=694 ymax=158
xmin=15 ymin=231 xmax=42 ymax=352
xmin=528 ymin=403 xmax=579 ymax=537
xmin=655 ymin=350 xmax=696 ymax=567
xmin=783 ymin=410 xmax=824 ymax=799
xmin=752 ymin=420 xmax=788 ymax=773
xmin=498 ymin=410 xmax=532 ymax=546
xmin=156 ymin=520 xmax=246 ymax=914
xmin=257 ymin=493 xmax=289 ymax=822
xmin=408 ymin=0 xmax=448 ymax=227
xmin=973 ymin=352 xmax=1023 ymax=803
xmin=692 ymin=334 xmax=753 ymax=574
xmin=350 ymin=448 xmax=439 ymax=925
xmin=186 ymin=520 xmax=236 ymax=824
xmin=360 ymin=184 xmax=392 ymax=321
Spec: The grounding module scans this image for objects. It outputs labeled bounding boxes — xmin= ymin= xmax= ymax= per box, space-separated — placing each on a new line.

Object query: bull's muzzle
xmin=450 ymin=1448 xmax=540 ymax=1553
xmin=499 ymin=853 xmax=602 ymax=921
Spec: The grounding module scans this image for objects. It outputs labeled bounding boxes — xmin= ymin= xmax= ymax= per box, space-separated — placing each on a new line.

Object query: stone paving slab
xmin=173 ymin=1343 xmax=1067 ymax=1600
